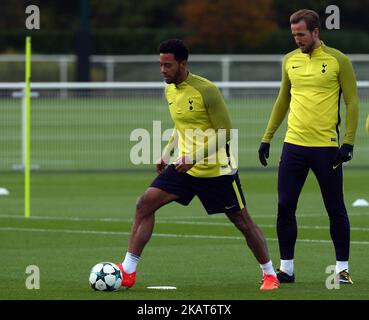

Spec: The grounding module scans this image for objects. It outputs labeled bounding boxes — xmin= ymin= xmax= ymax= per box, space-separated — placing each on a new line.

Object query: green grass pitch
xmin=1 ymin=169 xmax=369 ymax=300
xmin=0 ymin=93 xmax=368 ymax=300
xmin=1 ymin=95 xmax=368 ymax=170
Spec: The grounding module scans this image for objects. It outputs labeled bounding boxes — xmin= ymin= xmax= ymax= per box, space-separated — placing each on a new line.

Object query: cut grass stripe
xmin=2 ymin=226 xmax=369 ymax=245
xmin=1 ymin=214 xmax=369 ymax=232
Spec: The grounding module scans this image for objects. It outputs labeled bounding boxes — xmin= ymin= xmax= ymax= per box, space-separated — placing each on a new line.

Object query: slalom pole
xmin=24 ymin=36 xmax=31 ymax=218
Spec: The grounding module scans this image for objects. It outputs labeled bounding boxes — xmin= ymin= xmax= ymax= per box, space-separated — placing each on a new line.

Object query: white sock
xmin=122 ymin=252 xmax=140 ymax=274
xmin=280 ymin=259 xmax=294 ymax=276
xmin=260 ymin=260 xmax=276 ymax=276
xmin=335 ymin=261 xmax=349 ymax=274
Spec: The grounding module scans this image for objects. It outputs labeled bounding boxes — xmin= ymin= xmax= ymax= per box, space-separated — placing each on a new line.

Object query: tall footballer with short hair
xmin=258 ymin=9 xmax=359 ymax=284
xmin=119 ymin=39 xmax=280 ymax=290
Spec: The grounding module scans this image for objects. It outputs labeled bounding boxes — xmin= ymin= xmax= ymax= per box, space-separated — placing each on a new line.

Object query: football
xmin=89 ymin=262 xmax=122 ymax=291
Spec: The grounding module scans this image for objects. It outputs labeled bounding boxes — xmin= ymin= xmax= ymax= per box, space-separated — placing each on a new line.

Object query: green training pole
xmin=25 ymin=36 xmax=31 ymax=218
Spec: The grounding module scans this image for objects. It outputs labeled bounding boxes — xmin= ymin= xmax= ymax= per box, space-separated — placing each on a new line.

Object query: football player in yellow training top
xmin=119 ymin=39 xmax=280 ymax=290
xmin=258 ymin=9 xmax=359 ymax=284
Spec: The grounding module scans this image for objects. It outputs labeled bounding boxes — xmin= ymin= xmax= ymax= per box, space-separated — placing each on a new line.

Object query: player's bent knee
xmin=135 ymin=187 xmax=176 ymax=216
xmin=135 ymin=194 xmax=154 ymax=217
xmin=227 ymin=210 xmax=254 ymax=233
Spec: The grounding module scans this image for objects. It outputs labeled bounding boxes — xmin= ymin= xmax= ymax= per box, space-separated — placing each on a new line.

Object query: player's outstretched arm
xmin=259 ymin=55 xmax=291 ymax=166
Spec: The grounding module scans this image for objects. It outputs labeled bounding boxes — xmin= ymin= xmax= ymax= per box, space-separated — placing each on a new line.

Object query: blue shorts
xmin=150 ymin=164 xmax=246 ymax=214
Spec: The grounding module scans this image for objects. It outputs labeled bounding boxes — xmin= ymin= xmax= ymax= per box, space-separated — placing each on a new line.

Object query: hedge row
xmin=1 ymin=28 xmax=368 ymax=54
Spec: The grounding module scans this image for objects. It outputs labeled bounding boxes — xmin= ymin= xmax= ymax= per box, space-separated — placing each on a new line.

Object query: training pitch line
xmin=1 ymin=226 xmax=369 ymax=246
xmin=1 ymin=214 xmax=369 ymax=232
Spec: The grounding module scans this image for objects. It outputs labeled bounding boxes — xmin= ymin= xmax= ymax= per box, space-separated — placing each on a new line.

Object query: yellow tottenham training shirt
xmin=163 ymin=72 xmax=236 ymax=178
xmin=262 ymin=42 xmax=359 ymax=147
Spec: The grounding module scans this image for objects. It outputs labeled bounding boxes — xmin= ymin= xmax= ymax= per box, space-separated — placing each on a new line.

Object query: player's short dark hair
xmin=158 ymin=39 xmax=189 ymax=62
xmin=290 ymin=9 xmax=321 ymax=32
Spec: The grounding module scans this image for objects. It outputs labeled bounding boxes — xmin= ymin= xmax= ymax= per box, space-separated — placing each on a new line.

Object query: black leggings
xmin=277 ymin=142 xmax=350 ymax=261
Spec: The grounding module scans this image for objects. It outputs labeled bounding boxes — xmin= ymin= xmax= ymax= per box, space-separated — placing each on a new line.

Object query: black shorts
xmin=150 ymin=164 xmax=246 ymax=214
